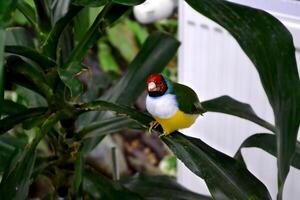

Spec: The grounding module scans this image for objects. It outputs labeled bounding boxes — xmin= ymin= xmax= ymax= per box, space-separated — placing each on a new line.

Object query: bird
xmin=145 ymin=73 xmax=205 ymax=137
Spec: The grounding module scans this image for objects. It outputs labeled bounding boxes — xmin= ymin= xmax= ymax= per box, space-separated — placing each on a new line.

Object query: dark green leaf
xmin=0 ymin=111 xmax=67 ymax=200
xmin=0 ymin=28 xmax=5 ymax=116
xmin=5 ymin=57 xmax=53 ymax=101
xmin=2 ymin=100 xmax=27 ymax=115
xmin=78 ymin=100 xmax=271 ymax=199
xmin=57 ymin=62 xmax=84 ymax=98
xmin=234 ymin=133 xmax=300 ymax=170
xmin=163 ymin=133 xmax=271 ymax=200
xmin=122 ymin=173 xmax=212 ymax=200
xmin=72 ymin=0 xmax=108 ymax=7
xmin=83 ymin=168 xmax=143 ymax=200
xmin=202 ymin=96 xmax=276 ymax=132
xmin=64 ymin=4 xmax=130 ymax=69
xmin=5 ymin=45 xmax=56 ymax=69
xmin=5 ymin=27 xmax=34 ymax=47
xmin=33 ymin=0 xmax=51 ymax=33
xmin=74 ymin=7 xmax=90 ymax=42
xmin=184 ymin=0 xmax=300 ymax=196
xmin=0 ymin=147 xmax=36 ymax=200
xmin=16 ymin=85 xmax=48 ymax=108
xmin=16 ymin=1 xmax=38 ymax=31
xmin=112 ymin=0 xmax=145 ymax=6
xmin=42 ymin=5 xmax=83 ymax=59
xmin=0 ymin=107 xmax=47 ymax=134
xmin=75 ymin=151 xmax=84 ymax=191
xmin=0 ymin=133 xmax=26 ymax=172
xmin=0 ymin=0 xmax=18 ymax=26
xmin=75 ymin=116 xmax=141 ymax=140
xmin=72 ymin=0 xmax=145 ymax=7
xmin=104 ymin=32 xmax=180 ymax=105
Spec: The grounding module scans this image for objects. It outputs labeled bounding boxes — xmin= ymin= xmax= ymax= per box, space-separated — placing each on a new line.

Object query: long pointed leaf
xmin=0 ymin=133 xmax=27 ymax=172
xmin=163 ymin=133 xmax=271 ymax=200
xmin=5 ymin=45 xmax=56 ymax=69
xmin=122 ymin=173 xmax=212 ymax=200
xmin=42 ymin=5 xmax=83 ymax=59
xmin=0 ymin=107 xmax=47 ymax=134
xmin=0 ymin=111 xmax=68 ymax=200
xmin=5 ymin=57 xmax=53 ymax=101
xmin=0 ymin=29 xmax=5 ymax=117
xmin=83 ymin=168 xmax=143 ymax=200
xmin=16 ymin=1 xmax=38 ymax=31
xmin=202 ymin=96 xmax=276 ymax=132
xmin=234 ymin=133 xmax=300 ymax=170
xmin=75 ymin=116 xmax=141 ymax=140
xmin=2 ymin=100 xmax=27 ymax=115
xmin=77 ymin=100 xmax=271 ymax=199
xmin=184 ymin=0 xmax=300 ymax=196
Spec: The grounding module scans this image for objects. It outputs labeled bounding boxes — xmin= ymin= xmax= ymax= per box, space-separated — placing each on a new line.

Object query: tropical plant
xmin=0 ymin=0 xmax=299 ymax=199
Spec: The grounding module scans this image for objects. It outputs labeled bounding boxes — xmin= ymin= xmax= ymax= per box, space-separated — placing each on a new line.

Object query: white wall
xmin=177 ymin=1 xmax=300 ymax=199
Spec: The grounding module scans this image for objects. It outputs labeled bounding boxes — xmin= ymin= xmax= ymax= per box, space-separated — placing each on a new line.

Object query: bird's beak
xmin=148 ymin=82 xmax=156 ymax=92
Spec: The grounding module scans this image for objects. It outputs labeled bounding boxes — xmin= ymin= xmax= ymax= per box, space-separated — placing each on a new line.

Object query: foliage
xmin=0 ymin=0 xmax=299 ymax=199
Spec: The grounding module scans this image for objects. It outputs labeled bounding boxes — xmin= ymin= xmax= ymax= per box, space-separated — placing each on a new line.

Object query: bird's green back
xmin=172 ymin=83 xmax=206 ymax=115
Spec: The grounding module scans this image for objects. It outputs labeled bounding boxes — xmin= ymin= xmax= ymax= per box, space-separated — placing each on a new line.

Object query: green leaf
xmin=163 ymin=133 xmax=271 ymax=199
xmin=74 ymin=7 xmax=90 ymax=42
xmin=112 ymin=0 xmax=145 ymax=6
xmin=184 ymin=0 xmax=300 ymax=196
xmin=64 ymin=4 xmax=130 ymax=69
xmin=104 ymin=32 xmax=180 ymax=105
xmin=5 ymin=27 xmax=34 ymax=47
xmin=202 ymin=96 xmax=276 ymax=132
xmin=121 ymin=173 xmax=212 ymax=200
xmin=75 ymin=116 xmax=141 ymax=140
xmin=33 ymin=0 xmax=51 ymax=33
xmin=5 ymin=57 xmax=53 ymax=101
xmin=0 ymin=111 xmax=67 ymax=200
xmin=0 ymin=133 xmax=26 ymax=172
xmin=72 ymin=0 xmax=145 ymax=7
xmin=0 ymin=107 xmax=47 ymax=134
xmin=5 ymin=45 xmax=56 ymax=70
xmin=234 ymin=133 xmax=300 ymax=170
xmin=74 ymin=151 xmax=84 ymax=191
xmin=98 ymin=42 xmax=120 ymax=73
xmin=72 ymin=0 xmax=109 ymax=7
xmin=83 ymin=168 xmax=143 ymax=200
xmin=2 ymin=100 xmax=27 ymax=115
xmin=42 ymin=5 xmax=83 ymax=59
xmin=77 ymin=100 xmax=271 ymax=199
xmin=16 ymin=1 xmax=38 ymax=31
xmin=57 ymin=62 xmax=84 ymax=99
xmin=0 ymin=28 xmax=5 ymax=117
xmin=0 ymin=147 xmax=36 ymax=200
xmin=0 ymin=0 xmax=18 ymax=26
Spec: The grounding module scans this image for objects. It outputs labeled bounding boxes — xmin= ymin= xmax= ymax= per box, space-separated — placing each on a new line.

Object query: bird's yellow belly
xmin=154 ymin=110 xmax=198 ymax=135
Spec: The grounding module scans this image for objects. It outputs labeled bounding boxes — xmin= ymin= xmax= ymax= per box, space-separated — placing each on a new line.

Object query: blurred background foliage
xmin=6 ymin=0 xmax=178 ymax=180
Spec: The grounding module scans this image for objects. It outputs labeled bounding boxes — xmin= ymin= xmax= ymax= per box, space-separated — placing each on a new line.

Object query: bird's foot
xmin=148 ymin=121 xmax=159 ymax=134
xmin=158 ymin=131 xmax=170 ymax=138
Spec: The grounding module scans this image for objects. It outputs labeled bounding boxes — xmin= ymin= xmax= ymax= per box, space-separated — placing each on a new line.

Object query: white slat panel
xmin=178 ymin=1 xmax=300 ymax=199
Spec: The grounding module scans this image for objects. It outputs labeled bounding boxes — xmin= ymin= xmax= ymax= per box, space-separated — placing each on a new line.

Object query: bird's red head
xmin=146 ymin=73 xmax=168 ymax=97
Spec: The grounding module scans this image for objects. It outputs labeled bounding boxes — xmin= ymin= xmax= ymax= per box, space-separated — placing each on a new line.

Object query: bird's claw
xmin=148 ymin=121 xmax=159 ymax=134
xmin=158 ymin=131 xmax=169 ymax=138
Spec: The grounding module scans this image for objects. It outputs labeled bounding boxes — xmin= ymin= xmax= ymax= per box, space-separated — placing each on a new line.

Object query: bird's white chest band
xmin=146 ymin=94 xmax=178 ymax=119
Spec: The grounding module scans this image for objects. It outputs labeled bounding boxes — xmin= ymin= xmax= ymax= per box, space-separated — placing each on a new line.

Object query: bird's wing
xmin=173 ymin=83 xmax=206 ymax=115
